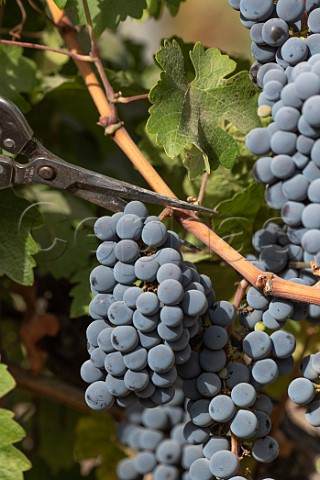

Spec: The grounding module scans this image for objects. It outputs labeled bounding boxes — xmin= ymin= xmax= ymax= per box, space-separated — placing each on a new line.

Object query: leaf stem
xmin=10 ymin=0 xmax=27 ymax=39
xmin=197 ymin=172 xmax=210 ymax=205
xmin=0 ymin=28 xmax=44 ymax=38
xmin=113 ymin=93 xmax=150 ymax=103
xmin=0 ymin=38 xmax=92 ymax=61
xmin=45 ymin=0 xmax=320 ymax=307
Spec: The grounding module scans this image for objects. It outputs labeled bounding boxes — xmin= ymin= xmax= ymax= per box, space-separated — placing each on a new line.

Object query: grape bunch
xmin=116 ymin=386 xmax=276 ymax=480
xmin=116 ymin=387 xmax=191 ymax=480
xmin=83 ymin=201 xmax=285 ymax=478
xmin=226 ymin=1 xmax=320 ymax=468
xmin=228 ymin=0 xmax=320 ymax=78
xmin=288 ymin=353 xmax=320 ymax=427
xmin=81 ymin=200 xmax=214 ymax=410
xmin=244 ymin=52 xmax=320 ymax=321
xmin=175 ymin=300 xmax=286 ymax=471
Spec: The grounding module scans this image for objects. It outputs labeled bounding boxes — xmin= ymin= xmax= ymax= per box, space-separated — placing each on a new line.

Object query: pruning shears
xmin=0 ymin=96 xmax=216 ymax=214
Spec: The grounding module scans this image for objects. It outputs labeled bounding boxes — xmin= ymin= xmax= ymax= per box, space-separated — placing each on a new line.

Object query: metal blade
xmin=0 ymin=155 xmax=14 ymax=189
xmin=14 ymin=148 xmax=217 ymax=214
xmin=0 ymin=97 xmax=34 ymax=155
xmin=0 ymin=95 xmax=216 ymax=215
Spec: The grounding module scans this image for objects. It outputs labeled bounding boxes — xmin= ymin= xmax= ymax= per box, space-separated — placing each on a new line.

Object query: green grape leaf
xmin=147 ymin=41 xmax=260 ymax=177
xmin=0 ymin=365 xmax=15 ymax=398
xmin=0 ymin=45 xmax=39 ymax=112
xmin=0 ymin=191 xmax=41 ymax=285
xmin=0 ymin=410 xmax=26 ymax=448
xmin=65 ymin=0 xmax=147 ymax=36
xmin=0 ymin=365 xmax=31 ymax=479
xmin=75 ymin=414 xmax=124 ymax=480
xmin=69 ymin=267 xmax=94 ymax=318
xmin=0 ymin=445 xmax=31 ymax=480
xmin=213 ymin=183 xmax=265 ymax=255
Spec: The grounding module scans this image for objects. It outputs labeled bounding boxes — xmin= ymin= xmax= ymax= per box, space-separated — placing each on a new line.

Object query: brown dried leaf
xmin=20 ymin=313 xmax=59 ymax=374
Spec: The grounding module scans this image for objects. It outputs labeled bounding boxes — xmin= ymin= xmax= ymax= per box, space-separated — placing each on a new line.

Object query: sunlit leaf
xmin=147 ymin=41 xmax=260 ymax=177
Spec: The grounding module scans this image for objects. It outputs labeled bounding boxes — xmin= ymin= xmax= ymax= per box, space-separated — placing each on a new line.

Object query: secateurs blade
xmin=0 ymin=96 xmax=217 ymax=214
